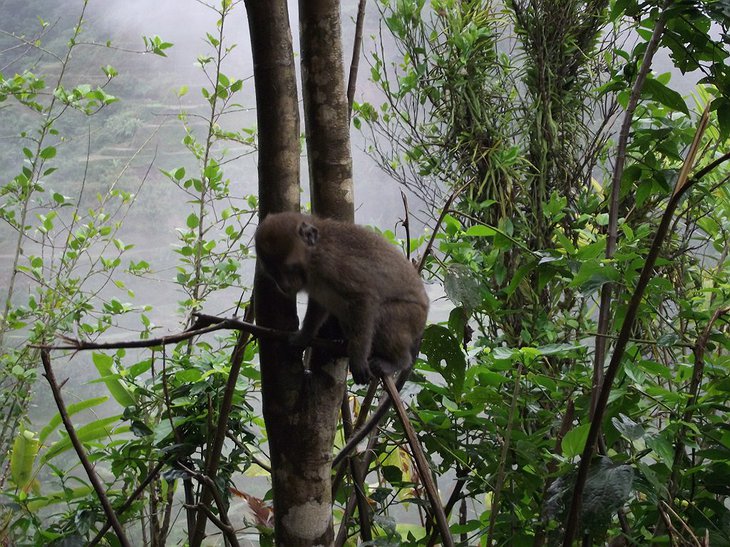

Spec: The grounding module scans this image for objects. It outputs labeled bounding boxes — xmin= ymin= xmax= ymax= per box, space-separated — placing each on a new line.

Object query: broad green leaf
xmin=39 ymin=396 xmax=109 ymax=443
xmin=646 ymin=433 xmax=674 ymax=469
xmin=10 ymin=430 xmax=39 ymax=488
xmin=42 ymin=416 xmax=126 ymax=462
xmin=642 ymin=78 xmax=689 ymax=115
xmin=420 ymin=324 xmax=466 ymax=394
xmin=611 ymin=413 xmax=645 ymax=441
xmin=92 ymin=353 xmax=135 ymax=407
xmin=27 ymin=486 xmax=93 ymax=511
xmin=39 ymin=146 xmax=56 ymax=159
xmin=570 ymin=260 xmax=619 ymax=293
xmin=465 ymin=224 xmax=496 ymax=237
xmin=562 ymin=423 xmax=590 ymax=458
xmin=716 ymin=98 xmax=730 ymax=141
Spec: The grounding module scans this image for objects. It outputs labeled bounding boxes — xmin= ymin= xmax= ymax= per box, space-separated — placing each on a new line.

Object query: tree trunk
xmin=291 ymin=0 xmax=355 ymax=544
xmin=300 ymin=0 xmax=355 ymax=222
xmin=244 ymin=0 xmax=353 ymax=545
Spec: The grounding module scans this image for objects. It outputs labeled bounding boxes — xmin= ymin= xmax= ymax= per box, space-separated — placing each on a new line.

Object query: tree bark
xmin=244 ymin=0 xmax=354 ymax=545
xmin=297 ymin=0 xmax=355 ymax=543
xmin=300 ymin=0 xmax=355 ymax=222
xmin=245 ymin=1 xmax=340 ymax=545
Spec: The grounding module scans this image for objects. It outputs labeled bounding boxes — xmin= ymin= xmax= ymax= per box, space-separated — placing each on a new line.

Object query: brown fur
xmin=255 ymin=212 xmax=429 ymax=384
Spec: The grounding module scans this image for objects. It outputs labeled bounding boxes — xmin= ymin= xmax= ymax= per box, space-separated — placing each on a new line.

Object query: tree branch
xmin=591 ymin=1 xmax=671 ymax=419
xmin=88 ymin=459 xmax=167 ymax=546
xmin=41 ymin=349 xmax=131 ymax=547
xmin=381 ymin=374 xmax=454 ymax=547
xmin=36 ymin=312 xmax=344 ymax=353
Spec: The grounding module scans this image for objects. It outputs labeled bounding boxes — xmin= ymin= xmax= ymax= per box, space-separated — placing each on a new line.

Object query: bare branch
xmin=41 ymin=350 xmax=131 ymax=547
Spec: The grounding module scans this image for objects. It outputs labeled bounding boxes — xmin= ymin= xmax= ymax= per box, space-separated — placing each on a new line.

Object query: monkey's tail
xmin=332 ymin=367 xmax=411 ymax=467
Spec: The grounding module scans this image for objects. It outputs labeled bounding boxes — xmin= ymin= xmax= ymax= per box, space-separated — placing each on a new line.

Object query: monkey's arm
xmin=290 ymin=298 xmax=329 ymax=348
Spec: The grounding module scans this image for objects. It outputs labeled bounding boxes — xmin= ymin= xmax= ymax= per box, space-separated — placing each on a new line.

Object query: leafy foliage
xmin=0 ymin=0 xmax=729 ymax=545
xmin=348 ymin=0 xmax=730 ymax=545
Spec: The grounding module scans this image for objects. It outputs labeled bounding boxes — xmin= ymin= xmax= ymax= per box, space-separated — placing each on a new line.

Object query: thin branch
xmin=88 ymin=459 xmax=167 ymax=546
xmin=487 ymin=363 xmax=523 ymax=547
xmin=381 ymin=374 xmax=453 ymax=546
xmin=591 ymin=1 xmax=671 ymax=419
xmin=342 ymin=398 xmax=372 ymax=542
xmin=668 ymin=307 xmax=728 ymax=500
xmin=190 ymin=305 xmax=254 ymax=546
xmin=177 ymin=462 xmax=241 ymax=547
xmin=347 ymin=0 xmax=368 ymax=111
xmin=41 ymin=350 xmax=131 ymax=547
xmin=417 ymin=182 xmax=469 ymax=272
xmin=562 ymin=104 xmax=717 ymax=545
xmin=426 ymin=469 xmax=466 ymax=547
xmin=36 ymin=312 xmax=344 ymax=353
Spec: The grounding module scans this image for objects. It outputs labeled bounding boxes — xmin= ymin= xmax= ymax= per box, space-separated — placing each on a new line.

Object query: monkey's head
xmin=254 ymin=212 xmax=320 ymax=296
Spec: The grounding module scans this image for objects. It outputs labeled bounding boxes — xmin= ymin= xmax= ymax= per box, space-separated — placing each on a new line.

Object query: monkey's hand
xmin=349 ymin=359 xmax=373 ymax=385
xmin=288 ymin=329 xmax=312 ymax=350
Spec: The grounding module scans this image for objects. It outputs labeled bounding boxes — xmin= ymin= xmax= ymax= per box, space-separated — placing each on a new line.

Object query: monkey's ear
xmin=298 ymin=221 xmax=319 ymax=246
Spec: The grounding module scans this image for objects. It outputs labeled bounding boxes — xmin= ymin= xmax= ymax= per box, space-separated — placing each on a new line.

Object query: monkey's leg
xmin=342 ymin=303 xmax=376 ymax=385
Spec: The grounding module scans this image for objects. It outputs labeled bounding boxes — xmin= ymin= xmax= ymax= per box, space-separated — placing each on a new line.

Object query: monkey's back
xmin=308 ymin=217 xmax=428 ymax=310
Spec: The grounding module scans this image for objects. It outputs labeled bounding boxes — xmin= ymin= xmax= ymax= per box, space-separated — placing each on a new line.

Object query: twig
xmin=177 ymin=462 xmax=241 ymax=547
xmin=88 ymin=459 xmax=167 ymax=546
xmin=487 ymin=362 xmax=524 ymax=547
xmin=381 ymin=374 xmax=453 ymax=546
xmin=667 ymin=307 xmax=728 ymax=500
xmin=41 ymin=350 xmax=131 ymax=547
xmin=226 ymin=433 xmax=272 ymax=473
xmin=591 ymin=0 xmax=671 ymax=419
xmin=417 ymin=182 xmax=469 ymax=273
xmin=35 ymin=313 xmax=344 ymax=353
xmin=342 ymin=398 xmax=372 ymax=541
xmin=347 ymin=0 xmax=368 ymax=112
xmin=190 ymin=305 xmax=254 ymax=546
xmin=426 ymin=469 xmax=466 ymax=547
xmin=660 ymin=501 xmax=703 ymax=547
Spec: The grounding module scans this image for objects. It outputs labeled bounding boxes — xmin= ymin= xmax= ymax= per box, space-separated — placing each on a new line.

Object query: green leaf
xmin=39 ymin=396 xmax=109 ymax=443
xmin=562 ymin=423 xmax=590 ymax=458
xmin=491 ymin=347 xmax=517 ymax=361
xmin=92 ymin=353 xmax=135 ymax=407
xmin=642 ymin=78 xmax=689 ymax=115
xmin=39 ymin=146 xmax=56 ymax=159
xmin=570 ymin=260 xmax=619 ymax=294
xmin=186 ymin=213 xmax=199 ymax=228
xmin=611 ymin=413 xmax=645 ymax=441
xmin=716 ymin=98 xmax=730 ymax=141
xmin=27 ymin=486 xmax=93 ymax=511
xmin=420 ymin=324 xmax=466 ymax=394
xmin=465 ymin=225 xmax=496 ymax=237
xmin=646 ymin=432 xmax=674 ymax=469
xmin=42 ymin=416 xmax=126 ymax=462
xmin=10 ymin=430 xmax=39 ymax=488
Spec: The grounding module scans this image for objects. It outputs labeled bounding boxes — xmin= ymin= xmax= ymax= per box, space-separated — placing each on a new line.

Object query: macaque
xmin=254 ymin=212 xmax=429 ymax=385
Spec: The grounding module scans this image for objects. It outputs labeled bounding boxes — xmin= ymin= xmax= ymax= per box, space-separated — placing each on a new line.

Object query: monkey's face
xmin=255 ymin=212 xmax=315 ymax=296
xmin=259 ymin=257 xmax=306 ymax=296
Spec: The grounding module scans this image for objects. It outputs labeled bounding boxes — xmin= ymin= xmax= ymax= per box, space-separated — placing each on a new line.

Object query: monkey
xmin=254 ymin=211 xmax=429 ymax=386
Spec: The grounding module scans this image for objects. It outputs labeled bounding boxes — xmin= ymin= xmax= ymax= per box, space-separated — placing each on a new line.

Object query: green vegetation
xmin=0 ymin=0 xmax=728 ymax=545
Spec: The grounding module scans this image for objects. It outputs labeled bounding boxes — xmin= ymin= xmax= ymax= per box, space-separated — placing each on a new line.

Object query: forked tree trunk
xmin=244 ymin=0 xmax=353 ymax=545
